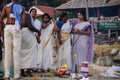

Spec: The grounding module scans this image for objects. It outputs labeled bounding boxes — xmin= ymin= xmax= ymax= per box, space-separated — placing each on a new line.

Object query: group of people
xmin=0 ymin=0 xmax=94 ymax=80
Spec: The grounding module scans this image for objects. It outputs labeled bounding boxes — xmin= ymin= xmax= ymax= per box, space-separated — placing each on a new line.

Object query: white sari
xmin=72 ymin=22 xmax=94 ymax=71
xmin=33 ymin=19 xmax=42 ymax=69
xmin=37 ymin=22 xmax=54 ymax=69
xmin=57 ymin=20 xmax=72 ymax=69
xmin=34 ymin=19 xmax=41 ymax=31
xmin=21 ymin=28 xmax=37 ymax=69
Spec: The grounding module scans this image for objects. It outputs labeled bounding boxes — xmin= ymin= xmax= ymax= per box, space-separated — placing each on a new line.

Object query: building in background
xmin=56 ymin=0 xmax=120 ymax=18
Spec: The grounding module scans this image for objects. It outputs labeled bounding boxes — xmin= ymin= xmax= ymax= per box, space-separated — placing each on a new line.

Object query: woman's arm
xmin=53 ymin=24 xmax=59 ymax=31
xmin=56 ymin=21 xmax=63 ymax=45
xmin=57 ymin=30 xmax=62 ymax=45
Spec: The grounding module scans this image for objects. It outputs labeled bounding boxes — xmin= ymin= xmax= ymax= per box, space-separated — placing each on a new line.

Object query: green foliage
xmin=38 ymin=0 xmax=67 ymax=7
xmin=0 ymin=0 xmax=68 ymax=11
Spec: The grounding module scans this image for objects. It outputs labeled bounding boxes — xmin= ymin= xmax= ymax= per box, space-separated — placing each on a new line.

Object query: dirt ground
xmin=21 ymin=64 xmax=120 ymax=80
xmin=0 ymin=64 xmax=120 ymax=80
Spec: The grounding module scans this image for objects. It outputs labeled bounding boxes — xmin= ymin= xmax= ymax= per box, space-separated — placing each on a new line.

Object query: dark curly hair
xmin=42 ymin=13 xmax=51 ymax=22
xmin=59 ymin=13 xmax=67 ymax=21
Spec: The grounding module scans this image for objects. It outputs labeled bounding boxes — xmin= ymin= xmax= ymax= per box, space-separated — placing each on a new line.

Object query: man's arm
xmin=0 ymin=22 xmax=5 ymax=39
xmin=0 ymin=6 xmax=7 ymax=45
xmin=21 ymin=8 xmax=26 ymax=28
xmin=0 ymin=6 xmax=7 ymax=23
xmin=26 ymin=13 xmax=40 ymax=33
xmin=0 ymin=22 xmax=5 ymax=47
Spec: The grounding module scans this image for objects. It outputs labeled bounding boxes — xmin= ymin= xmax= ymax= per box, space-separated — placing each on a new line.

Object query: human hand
xmin=72 ymin=29 xmax=79 ymax=34
xmin=59 ymin=40 xmax=62 ymax=45
xmin=36 ymin=35 xmax=41 ymax=44
xmin=38 ymin=31 xmax=41 ymax=36
xmin=37 ymin=39 xmax=41 ymax=44
xmin=2 ymin=43 xmax=4 ymax=48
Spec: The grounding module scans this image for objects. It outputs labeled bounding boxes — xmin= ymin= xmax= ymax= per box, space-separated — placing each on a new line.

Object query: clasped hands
xmin=72 ymin=28 xmax=82 ymax=34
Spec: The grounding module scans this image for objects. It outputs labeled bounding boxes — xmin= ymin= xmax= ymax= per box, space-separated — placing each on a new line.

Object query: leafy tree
xmin=0 ymin=0 xmax=69 ymax=11
xmin=38 ymin=0 xmax=67 ymax=7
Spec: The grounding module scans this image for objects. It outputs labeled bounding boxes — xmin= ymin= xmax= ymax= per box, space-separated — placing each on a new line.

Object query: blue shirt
xmin=56 ymin=21 xmax=63 ymax=30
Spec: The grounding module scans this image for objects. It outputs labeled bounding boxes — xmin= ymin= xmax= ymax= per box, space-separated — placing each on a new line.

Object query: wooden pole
xmin=34 ymin=0 xmax=37 ymax=5
xmin=86 ymin=0 xmax=89 ymax=20
xmin=97 ymin=7 xmax=100 ymax=19
xmin=118 ymin=5 xmax=120 ymax=18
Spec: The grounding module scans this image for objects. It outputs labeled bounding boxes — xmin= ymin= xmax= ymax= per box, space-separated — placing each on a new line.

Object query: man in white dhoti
xmin=56 ymin=13 xmax=72 ymax=69
xmin=20 ymin=12 xmax=41 ymax=77
xmin=0 ymin=0 xmax=26 ymax=79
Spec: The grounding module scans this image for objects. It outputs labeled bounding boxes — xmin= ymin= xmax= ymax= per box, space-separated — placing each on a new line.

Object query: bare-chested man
xmin=0 ymin=0 xmax=26 ymax=80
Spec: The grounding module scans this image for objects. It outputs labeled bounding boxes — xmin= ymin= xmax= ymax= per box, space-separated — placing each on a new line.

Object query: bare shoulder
xmin=6 ymin=4 xmax=13 ymax=13
xmin=2 ymin=5 xmax=7 ymax=11
xmin=1 ymin=5 xmax=7 ymax=17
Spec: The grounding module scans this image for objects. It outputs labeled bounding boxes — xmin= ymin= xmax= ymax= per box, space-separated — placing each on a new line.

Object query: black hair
xmin=42 ymin=13 xmax=51 ymax=21
xmin=13 ymin=0 xmax=19 ymax=2
xmin=29 ymin=8 xmax=37 ymax=13
xmin=77 ymin=10 xmax=87 ymax=21
xmin=59 ymin=13 xmax=68 ymax=21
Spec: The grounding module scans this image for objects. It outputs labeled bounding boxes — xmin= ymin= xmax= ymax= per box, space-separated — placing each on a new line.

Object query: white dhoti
xmin=21 ymin=28 xmax=37 ymax=69
xmin=4 ymin=25 xmax=21 ymax=78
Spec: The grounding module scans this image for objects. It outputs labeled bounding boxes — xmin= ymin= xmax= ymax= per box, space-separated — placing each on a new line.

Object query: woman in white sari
xmin=37 ymin=13 xmax=58 ymax=71
xmin=30 ymin=8 xmax=41 ymax=72
xmin=57 ymin=13 xmax=72 ymax=69
xmin=20 ymin=12 xmax=41 ymax=77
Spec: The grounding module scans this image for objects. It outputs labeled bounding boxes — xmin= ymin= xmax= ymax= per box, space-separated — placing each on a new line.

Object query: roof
xmin=30 ymin=6 xmax=56 ymax=17
xmin=56 ymin=0 xmax=120 ymax=9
